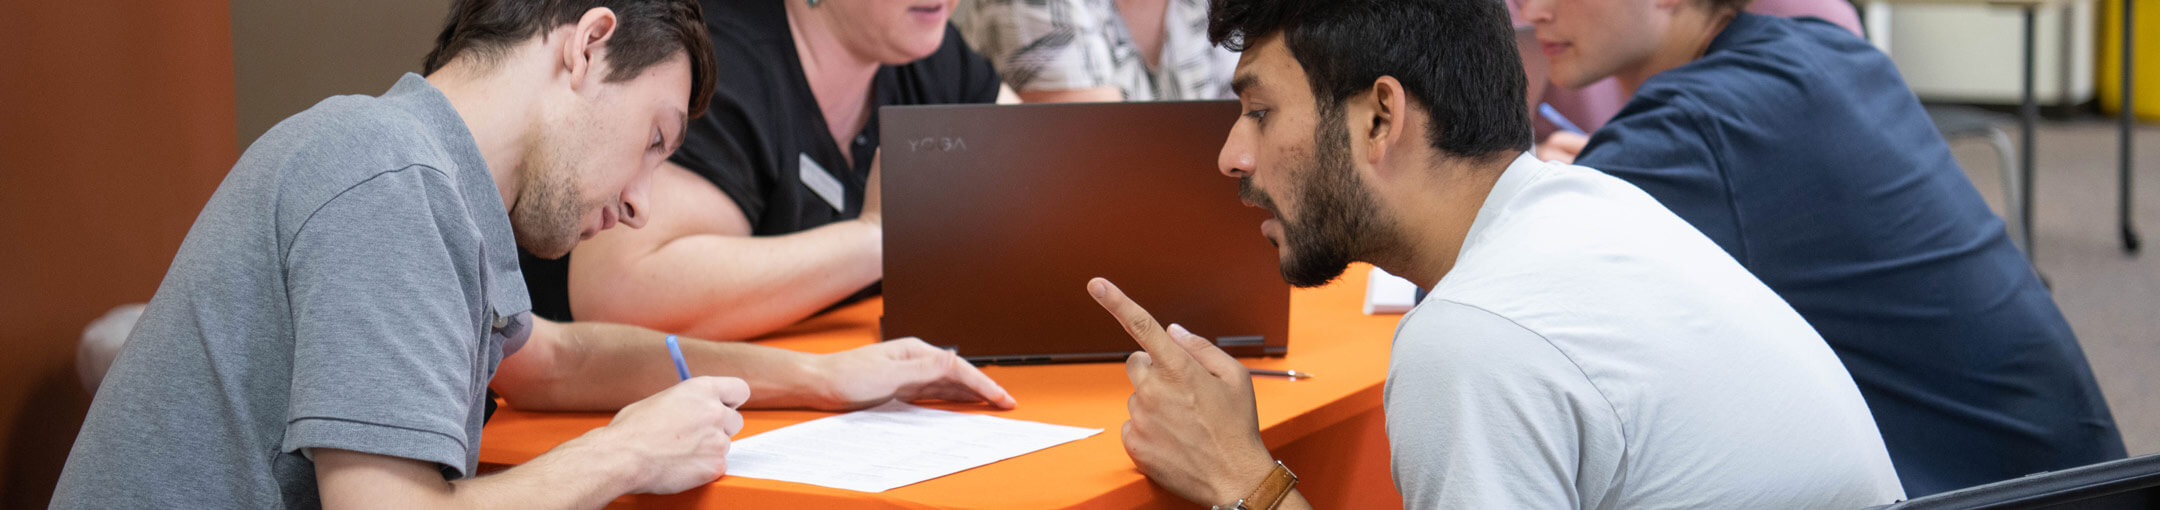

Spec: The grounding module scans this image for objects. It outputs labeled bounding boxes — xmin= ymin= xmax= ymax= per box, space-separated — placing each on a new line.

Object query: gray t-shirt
xmin=52 ymin=74 xmax=532 ymax=509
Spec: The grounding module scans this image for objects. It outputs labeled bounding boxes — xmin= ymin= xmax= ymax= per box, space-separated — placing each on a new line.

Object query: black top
xmin=521 ymin=0 xmax=1003 ymax=321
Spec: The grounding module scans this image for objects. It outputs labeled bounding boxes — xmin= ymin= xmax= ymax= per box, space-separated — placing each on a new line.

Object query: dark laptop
xmin=878 ymin=100 xmax=1290 ymax=364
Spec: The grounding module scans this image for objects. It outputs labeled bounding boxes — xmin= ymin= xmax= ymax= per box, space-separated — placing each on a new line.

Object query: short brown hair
xmin=423 ymin=0 xmax=716 ymax=118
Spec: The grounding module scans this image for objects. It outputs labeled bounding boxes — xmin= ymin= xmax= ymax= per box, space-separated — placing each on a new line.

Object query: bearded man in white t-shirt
xmin=1081 ymin=0 xmax=1906 ymax=508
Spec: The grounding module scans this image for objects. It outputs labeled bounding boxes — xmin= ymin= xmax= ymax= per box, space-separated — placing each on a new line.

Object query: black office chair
xmin=1868 ymin=454 xmax=2160 ymax=509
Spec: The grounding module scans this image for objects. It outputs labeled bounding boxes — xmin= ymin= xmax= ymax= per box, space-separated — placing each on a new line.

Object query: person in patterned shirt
xmin=956 ymin=0 xmax=1238 ymax=102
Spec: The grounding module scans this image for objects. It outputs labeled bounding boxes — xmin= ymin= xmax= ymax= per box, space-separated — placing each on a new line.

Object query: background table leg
xmin=2122 ymin=0 xmax=2142 ymax=254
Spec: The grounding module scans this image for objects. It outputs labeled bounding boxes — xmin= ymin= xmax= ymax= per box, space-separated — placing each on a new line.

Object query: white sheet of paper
xmin=724 ymin=401 xmax=1103 ymax=493
xmin=1364 ymin=267 xmax=1420 ymax=315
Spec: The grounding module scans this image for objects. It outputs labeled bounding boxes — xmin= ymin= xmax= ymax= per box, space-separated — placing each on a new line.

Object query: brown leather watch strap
xmin=1242 ymin=461 xmax=1298 ymax=510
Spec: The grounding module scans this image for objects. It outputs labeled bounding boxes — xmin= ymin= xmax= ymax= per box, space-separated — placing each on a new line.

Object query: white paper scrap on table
xmin=1364 ymin=266 xmax=1420 ymax=315
xmin=723 ymin=401 xmax=1103 ymax=493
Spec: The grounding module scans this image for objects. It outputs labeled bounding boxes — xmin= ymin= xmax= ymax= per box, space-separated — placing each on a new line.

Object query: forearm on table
xmin=494 ymin=320 xmax=828 ymax=411
xmin=571 ymin=220 xmax=882 ymax=341
xmin=456 ymin=435 xmax=642 ymax=507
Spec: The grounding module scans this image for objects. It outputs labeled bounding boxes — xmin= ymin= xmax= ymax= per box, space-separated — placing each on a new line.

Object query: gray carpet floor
xmin=1952 ymin=117 xmax=2158 ymax=456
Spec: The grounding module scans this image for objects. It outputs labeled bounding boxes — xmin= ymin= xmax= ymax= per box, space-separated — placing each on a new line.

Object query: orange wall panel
xmin=0 ymin=1 xmax=236 ymax=507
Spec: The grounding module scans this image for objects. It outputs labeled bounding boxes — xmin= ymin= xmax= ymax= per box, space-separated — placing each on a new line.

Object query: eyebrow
xmin=1231 ymin=73 xmax=1260 ymax=97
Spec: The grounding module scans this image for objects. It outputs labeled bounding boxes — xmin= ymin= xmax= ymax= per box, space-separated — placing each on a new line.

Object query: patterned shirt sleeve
xmin=958 ymin=0 xmax=1118 ymax=92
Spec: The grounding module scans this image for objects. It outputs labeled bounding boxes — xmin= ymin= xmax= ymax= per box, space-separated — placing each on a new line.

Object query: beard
xmin=1240 ymin=109 xmax=1387 ymax=288
xmin=511 ymin=136 xmax=591 ymax=260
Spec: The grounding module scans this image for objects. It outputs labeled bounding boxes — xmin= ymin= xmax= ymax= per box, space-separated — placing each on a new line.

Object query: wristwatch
xmin=1212 ymin=460 xmax=1298 ymax=510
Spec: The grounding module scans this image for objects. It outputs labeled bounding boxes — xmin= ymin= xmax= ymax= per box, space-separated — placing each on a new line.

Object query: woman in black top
xmin=523 ymin=0 xmax=1014 ymax=340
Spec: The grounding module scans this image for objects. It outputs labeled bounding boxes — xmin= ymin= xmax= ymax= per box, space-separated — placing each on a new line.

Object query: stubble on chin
xmin=509 ymin=150 xmax=587 ymax=260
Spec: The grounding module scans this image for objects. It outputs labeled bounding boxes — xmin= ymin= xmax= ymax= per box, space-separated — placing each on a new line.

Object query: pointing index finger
xmin=1087 ymin=278 xmax=1191 ymax=372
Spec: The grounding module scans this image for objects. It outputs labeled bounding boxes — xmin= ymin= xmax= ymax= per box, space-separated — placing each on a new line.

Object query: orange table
xmin=479 ymin=265 xmax=1406 ymax=509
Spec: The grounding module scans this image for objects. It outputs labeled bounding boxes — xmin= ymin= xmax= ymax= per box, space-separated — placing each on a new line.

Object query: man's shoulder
xmin=245 ymin=95 xmax=481 ymax=252
xmin=1591 ymin=20 xmax=1883 ymax=173
xmin=1392 ymin=299 xmax=1573 ymax=378
xmin=1639 ymin=15 xmax=1887 ymax=112
xmin=249 ymin=93 xmax=471 ymax=219
xmin=1438 ymin=156 xmax=1801 ymax=345
xmin=269 ymin=92 xmax=446 ymax=150
xmin=252 ymin=95 xmax=463 ymax=184
xmin=1462 ymin=158 xmax=1713 ymax=257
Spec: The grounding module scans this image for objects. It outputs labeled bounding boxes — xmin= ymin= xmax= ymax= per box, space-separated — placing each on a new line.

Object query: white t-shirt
xmin=1383 ymin=153 xmax=1904 ymax=508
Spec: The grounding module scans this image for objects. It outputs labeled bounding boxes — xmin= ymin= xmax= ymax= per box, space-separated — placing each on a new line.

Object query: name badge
xmin=799 ymin=153 xmax=847 ymax=213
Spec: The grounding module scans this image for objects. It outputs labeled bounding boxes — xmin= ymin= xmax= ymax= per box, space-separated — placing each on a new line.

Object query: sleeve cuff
xmin=283 ymin=417 xmax=472 ymax=479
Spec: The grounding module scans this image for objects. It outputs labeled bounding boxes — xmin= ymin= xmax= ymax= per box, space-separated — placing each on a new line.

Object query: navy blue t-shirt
xmin=1577 ymin=13 xmax=2124 ymax=496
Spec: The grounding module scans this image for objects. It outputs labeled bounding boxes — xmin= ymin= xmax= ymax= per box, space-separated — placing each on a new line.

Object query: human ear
xmin=1363 ymin=76 xmax=1408 ymax=167
xmin=562 ymin=7 xmax=621 ymax=91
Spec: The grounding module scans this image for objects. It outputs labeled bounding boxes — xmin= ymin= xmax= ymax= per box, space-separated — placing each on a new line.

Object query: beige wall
xmin=232 ymin=0 xmax=452 ymax=148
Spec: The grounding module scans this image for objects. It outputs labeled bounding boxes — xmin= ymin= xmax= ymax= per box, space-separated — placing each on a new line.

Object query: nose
xmin=1218 ymin=122 xmax=1255 ymax=179
xmin=618 ymin=171 xmax=653 ymax=230
xmin=1520 ymin=0 xmax=1554 ymax=25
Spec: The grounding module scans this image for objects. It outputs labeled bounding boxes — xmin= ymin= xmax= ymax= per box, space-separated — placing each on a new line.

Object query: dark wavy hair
xmin=422 ymin=0 xmax=716 ymax=118
xmin=1208 ymin=0 xmax=1533 ymax=158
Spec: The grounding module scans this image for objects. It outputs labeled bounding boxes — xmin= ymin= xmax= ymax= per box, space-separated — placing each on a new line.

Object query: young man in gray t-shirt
xmin=54 ymin=1 xmax=1015 ymax=507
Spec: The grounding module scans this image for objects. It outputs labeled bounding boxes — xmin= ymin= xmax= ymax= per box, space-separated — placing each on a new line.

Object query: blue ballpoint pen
xmin=665 ymin=334 xmax=692 ymax=381
xmin=1538 ymin=103 xmax=1586 ymax=135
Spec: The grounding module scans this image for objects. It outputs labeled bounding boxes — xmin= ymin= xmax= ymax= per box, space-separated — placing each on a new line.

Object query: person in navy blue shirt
xmin=1518 ymin=0 xmax=2125 ymax=496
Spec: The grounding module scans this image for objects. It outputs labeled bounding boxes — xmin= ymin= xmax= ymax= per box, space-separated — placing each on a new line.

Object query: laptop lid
xmin=879 ymin=100 xmax=1290 ymax=364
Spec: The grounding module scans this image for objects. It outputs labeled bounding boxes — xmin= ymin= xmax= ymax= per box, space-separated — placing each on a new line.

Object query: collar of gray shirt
xmin=378 ymin=73 xmax=535 ymax=342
